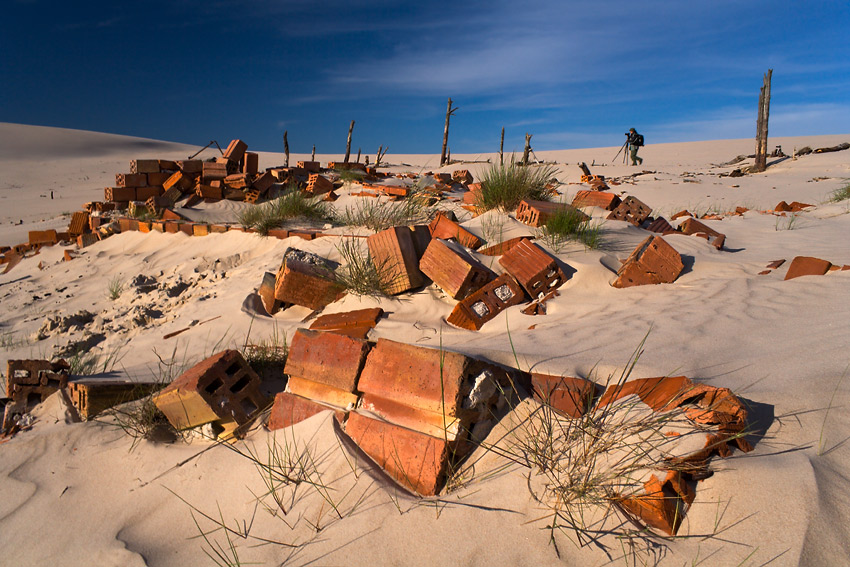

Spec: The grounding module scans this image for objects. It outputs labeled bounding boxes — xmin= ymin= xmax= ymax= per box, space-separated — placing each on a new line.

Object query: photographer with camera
xmin=625 ymin=128 xmax=644 ymax=166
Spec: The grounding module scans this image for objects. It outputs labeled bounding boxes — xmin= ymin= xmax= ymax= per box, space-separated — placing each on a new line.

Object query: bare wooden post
xmin=344 ymin=120 xmax=355 ymax=163
xmin=522 ymin=133 xmax=532 ymax=166
xmin=376 ymin=145 xmax=388 ymax=167
xmin=446 ymin=147 xmax=451 ymax=165
xmin=283 ymin=131 xmax=290 ymax=168
xmin=754 ymin=69 xmax=773 ymax=173
xmin=440 ymin=98 xmax=458 ymax=167
xmin=311 ymin=145 xmax=316 ymax=162
xmin=356 ymin=148 xmax=361 ymax=163
xmin=499 ymin=127 xmax=505 ymax=166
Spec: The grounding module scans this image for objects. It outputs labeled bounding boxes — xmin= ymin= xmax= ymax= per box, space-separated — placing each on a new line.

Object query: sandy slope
xmin=1 ymin=124 xmax=849 ymax=566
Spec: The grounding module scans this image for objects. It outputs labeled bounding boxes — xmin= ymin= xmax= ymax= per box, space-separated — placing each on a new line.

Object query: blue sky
xmin=2 ymin=0 xmax=848 ymax=154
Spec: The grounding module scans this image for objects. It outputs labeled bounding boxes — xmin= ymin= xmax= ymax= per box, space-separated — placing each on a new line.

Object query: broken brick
xmin=452 ymin=169 xmax=473 ymax=184
xmin=571 ymin=190 xmax=621 ymax=211
xmin=612 ymin=235 xmax=683 ymax=288
xmin=478 ymin=236 xmax=528 ymax=256
xmin=498 ymin=238 xmax=568 ymax=299
xmin=618 ymin=470 xmax=694 ymax=536
xmin=766 ymin=259 xmax=786 ymax=269
xmin=671 ymin=210 xmax=692 ymax=220
xmin=428 ymin=212 xmax=482 ymax=249
xmin=306 ymin=173 xmax=333 ymax=195
xmin=607 ymin=196 xmax=652 ymax=226
xmin=285 ymin=328 xmax=370 ymax=394
xmin=297 ymin=160 xmax=321 ymax=173
xmin=367 ymin=226 xmax=425 ymax=295
xmin=252 ymin=171 xmax=276 ymax=194
xmin=678 ymin=217 xmax=725 ymax=250
xmin=77 ymin=233 xmax=99 ymax=248
xmin=419 ymin=238 xmax=495 ymax=299
xmin=531 ymin=374 xmax=602 ymax=418
xmin=784 ymin=256 xmax=833 ymax=280
xmin=267 ymin=392 xmax=338 ymax=430
xmin=153 ymin=350 xmax=269 ymax=434
xmin=645 ymin=217 xmax=676 ymax=234
xmin=67 ymin=379 xmax=160 ymax=421
xmin=258 ymin=271 xmax=280 ymax=315
xmin=309 ymin=307 xmax=384 ymax=339
xmin=177 ymin=160 xmax=203 ymax=174
xmin=516 ymin=200 xmax=589 ymax=228
xmin=163 ymin=171 xmax=193 ymax=192
xmin=447 ymin=273 xmax=526 ymax=331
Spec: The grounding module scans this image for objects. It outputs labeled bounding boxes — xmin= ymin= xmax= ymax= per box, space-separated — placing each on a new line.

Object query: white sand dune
xmin=1 ymin=124 xmax=849 ymax=566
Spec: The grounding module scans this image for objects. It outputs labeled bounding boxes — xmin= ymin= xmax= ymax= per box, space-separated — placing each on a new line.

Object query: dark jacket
xmin=627 ymin=131 xmax=642 ymax=146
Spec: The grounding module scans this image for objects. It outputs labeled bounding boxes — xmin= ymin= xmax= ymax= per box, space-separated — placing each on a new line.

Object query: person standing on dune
xmin=626 ymin=128 xmax=644 ymax=166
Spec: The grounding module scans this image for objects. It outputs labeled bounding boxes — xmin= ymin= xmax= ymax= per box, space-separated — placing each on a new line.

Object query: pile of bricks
xmin=3 ymin=359 xmax=69 ymax=431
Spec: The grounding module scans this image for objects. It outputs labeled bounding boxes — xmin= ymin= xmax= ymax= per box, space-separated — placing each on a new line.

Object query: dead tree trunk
xmin=356 ymin=148 xmax=361 ymax=163
xmin=344 ymin=120 xmax=355 ymax=163
xmin=283 ymin=131 xmax=290 ymax=168
xmin=311 ymin=145 xmax=316 ymax=162
xmin=499 ymin=127 xmax=505 ymax=166
xmin=440 ymin=98 xmax=458 ymax=167
xmin=522 ymin=133 xmax=532 ymax=166
xmin=754 ymin=69 xmax=773 ymax=173
xmin=375 ymin=145 xmax=388 ymax=167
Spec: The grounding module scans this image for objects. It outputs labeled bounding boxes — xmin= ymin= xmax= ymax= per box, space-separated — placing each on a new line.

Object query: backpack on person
xmin=634 ymin=133 xmax=644 ymax=147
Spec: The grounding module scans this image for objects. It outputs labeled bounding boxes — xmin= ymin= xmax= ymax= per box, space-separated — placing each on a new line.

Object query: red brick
xmin=284 ymin=328 xmax=371 ymax=393
xmin=76 ymin=233 xmax=99 ymax=248
xmin=267 ymin=392 xmax=338 ymax=430
xmin=367 ymin=226 xmax=425 ymax=294
xmin=243 ymin=152 xmax=259 ymax=175
xmin=531 ymin=374 xmax=601 ymax=418
xmin=146 ymin=172 xmax=171 ymax=187
xmin=678 ymin=218 xmax=725 ymax=250
xmin=419 ymin=238 xmax=495 ymax=299
xmin=28 ymin=230 xmax=58 ymax=246
xmin=343 ymin=412 xmax=452 ymax=496
xmin=447 ymin=273 xmax=526 ymax=330
xmin=618 ymin=470 xmax=693 ymax=536
xmin=130 ymin=159 xmax=160 ymax=174
xmin=452 ymin=169 xmax=473 ymax=184
xmin=784 ymin=256 xmax=832 ymax=280
xmin=68 ymin=211 xmax=90 ymax=236
xmin=223 ymin=139 xmax=248 ymax=162
xmin=67 ymin=379 xmax=159 ymax=421
xmin=766 ymin=259 xmax=786 ymax=269
xmin=612 ymin=235 xmax=683 ymax=288
xmin=158 ymin=159 xmax=179 ymax=171
xmin=192 ymin=224 xmax=209 ymax=237
xmin=516 ymin=199 xmax=589 ymax=228
xmin=202 ymin=161 xmax=228 ymax=183
xmin=135 ymin=186 xmax=164 ymax=201
xmin=774 ymin=200 xmax=792 ymax=212
xmin=115 ymin=173 xmax=147 ymax=188
xmin=571 ymin=190 xmax=621 ymax=211
xmin=153 ymin=350 xmax=269 ymax=432
xmin=671 ymin=210 xmax=692 ymax=220
xmin=309 ymin=308 xmax=384 ymax=335
xmin=478 ymin=236 xmax=528 ymax=256
xmin=252 ymin=171 xmax=276 ymax=193
xmin=789 ymin=201 xmax=814 ymax=212
xmin=177 ymin=160 xmax=203 ymax=174
xmin=105 ymin=186 xmax=136 ymax=202
xmin=329 ymin=162 xmax=367 ymax=172
xmin=196 ymin=184 xmax=223 ymax=200
xmin=645 ymin=217 xmax=676 ymax=234
xmin=428 ymin=212 xmax=482 ymax=249
xmin=274 ymin=249 xmax=346 ymax=310
xmin=163 ymin=171 xmax=193 ymax=192
xmin=498 ymin=238 xmax=567 ymax=299
xmin=4 ymin=359 xmax=69 ymax=430
xmin=257 ymin=271 xmax=280 ymax=315
xmin=297 ymin=160 xmax=322 ymax=173
xmin=306 ymin=173 xmax=333 ymax=195
xmin=607 ymin=196 xmax=652 ymax=226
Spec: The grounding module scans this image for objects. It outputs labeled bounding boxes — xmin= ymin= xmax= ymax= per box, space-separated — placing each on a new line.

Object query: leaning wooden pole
xmin=283 ymin=131 xmax=290 ymax=168
xmin=344 ymin=120 xmax=355 ymax=163
xmin=754 ymin=69 xmax=773 ymax=173
xmin=522 ymin=133 xmax=532 ymax=166
xmin=499 ymin=127 xmax=505 ymax=165
xmin=311 ymin=145 xmax=316 ymax=162
xmin=440 ymin=98 xmax=457 ymax=166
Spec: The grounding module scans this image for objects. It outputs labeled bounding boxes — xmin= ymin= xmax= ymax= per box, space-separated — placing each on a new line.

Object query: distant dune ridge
xmin=0 ymin=123 xmax=849 ymax=566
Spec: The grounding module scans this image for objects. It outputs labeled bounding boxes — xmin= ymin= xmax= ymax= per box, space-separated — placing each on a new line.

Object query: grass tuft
xmin=829 ymin=182 xmax=850 ymax=203
xmin=539 ymin=205 xmax=604 ymax=251
xmin=476 ymin=158 xmax=558 ymax=212
xmin=333 ymin=238 xmax=401 ymax=297
xmin=334 ymin=190 xmax=435 ymax=232
xmin=238 ymin=185 xmax=330 ymax=235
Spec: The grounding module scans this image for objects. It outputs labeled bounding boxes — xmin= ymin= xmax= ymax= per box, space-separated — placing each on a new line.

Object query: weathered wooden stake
xmin=283 ymin=131 xmax=290 ymax=168
xmin=440 ymin=98 xmax=458 ymax=166
xmin=344 ymin=120 xmax=355 ymax=163
xmin=754 ymin=69 xmax=773 ymax=173
xmin=312 ymin=145 xmax=316 ymax=162
xmin=522 ymin=133 xmax=532 ymax=166
xmin=356 ymin=148 xmax=361 ymax=163
xmin=499 ymin=127 xmax=505 ymax=166
xmin=375 ymin=145 xmax=388 ymax=167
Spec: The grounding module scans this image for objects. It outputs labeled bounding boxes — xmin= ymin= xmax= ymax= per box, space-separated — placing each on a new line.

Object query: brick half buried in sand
xmin=447 ymin=273 xmax=527 ymax=331
xmin=618 ymin=470 xmax=695 ymax=536
xmin=153 ymin=350 xmax=269 ymax=435
xmin=366 ymin=226 xmax=425 ymax=295
xmin=499 ymin=238 xmax=568 ymax=300
xmin=516 ymin=199 xmax=589 ymax=228
xmin=428 ymin=212 xmax=482 ymax=250
xmin=571 ymin=190 xmax=621 ymax=211
xmin=783 ymin=256 xmax=833 ymax=280
xmin=677 ymin=217 xmax=725 ymax=250
xmin=67 ymin=379 xmax=160 ymax=421
xmin=530 ymin=374 xmax=602 ymax=418
xmin=341 ymin=411 xmax=456 ymax=496
xmin=612 ymin=235 xmax=683 ymax=288
xmin=308 ymin=307 xmax=384 ymax=339
xmin=284 ymin=328 xmax=371 ymax=393
xmin=419 ymin=238 xmax=495 ymax=300
xmin=607 ymin=196 xmax=652 ymax=226
xmin=267 ymin=391 xmax=344 ymax=430
xmin=273 ymin=248 xmax=345 ymax=310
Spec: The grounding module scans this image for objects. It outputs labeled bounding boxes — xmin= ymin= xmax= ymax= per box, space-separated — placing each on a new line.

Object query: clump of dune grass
xmin=476 ymin=159 xmax=558 ymax=212
xmin=238 ymin=185 xmax=330 ymax=235
xmin=333 ymin=238 xmax=401 ymax=297
xmin=539 ymin=206 xmax=604 ymax=251
xmin=829 ymin=181 xmax=850 ymax=203
xmin=333 ymin=188 xmax=436 ymax=232
xmin=336 ymin=168 xmax=366 ymax=185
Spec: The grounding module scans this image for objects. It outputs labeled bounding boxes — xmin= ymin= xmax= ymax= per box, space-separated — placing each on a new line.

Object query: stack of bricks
xmin=3 ymin=359 xmax=69 ymax=431
xmin=153 ymin=350 xmax=270 ymax=440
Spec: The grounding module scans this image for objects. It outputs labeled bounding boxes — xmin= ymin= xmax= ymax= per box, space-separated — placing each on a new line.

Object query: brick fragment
xmin=788 ymin=201 xmax=814 ymax=212
xmin=257 ymin=271 xmax=281 ymax=315
xmin=671 ymin=210 xmax=692 ymax=220
xmin=678 ymin=218 xmax=725 ymax=250
xmin=67 ymin=379 xmax=160 ymax=420
xmin=176 ymin=160 xmax=203 ymax=174
xmin=115 ymin=173 xmax=147 ymax=188
xmin=498 ymin=238 xmax=567 ymax=299
xmin=224 ymin=173 xmax=251 ymax=190
xmin=784 ymin=256 xmax=832 ymax=280
xmin=3 ymin=359 xmax=69 ymax=430
xmin=452 ymin=169 xmax=473 ymax=184
xmin=153 ymin=350 xmax=269 ymax=434
xmin=618 ymin=470 xmax=694 ymax=536
xmin=531 ymin=374 xmax=601 ymax=418
xmin=428 ymin=212 xmax=482 ymax=249
xmin=516 ymin=199 xmax=589 ymax=228
xmin=571 ymin=190 xmax=621 ymax=211
xmin=130 ymin=159 xmax=159 ymax=174
xmin=419 ymin=238 xmax=495 ymax=299
xmin=77 ymin=233 xmax=99 ymax=248
xmin=766 ymin=259 xmax=785 ymax=269
xmin=478 ymin=236 xmax=528 ymax=256
xmin=447 ymin=273 xmax=526 ymax=330
xmin=309 ymin=308 xmax=384 ymax=339
xmin=607 ymin=196 xmax=652 ymax=226
xmin=367 ymin=226 xmax=425 ymax=294
xmin=251 ymin=171 xmax=275 ymax=193
xmin=274 ymin=248 xmax=345 ymax=310
xmin=612 ymin=235 xmax=683 ymax=288
xmin=267 ymin=392 xmax=338 ymax=430
xmin=158 ymin=159 xmax=178 ymax=171
xmin=774 ymin=200 xmax=792 ymax=212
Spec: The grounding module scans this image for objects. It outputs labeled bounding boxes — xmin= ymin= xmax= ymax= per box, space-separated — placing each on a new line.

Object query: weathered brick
xmin=784 ymin=256 xmax=832 ymax=280
xmin=223 ymin=139 xmax=248 ymax=162
xmin=163 ymin=171 xmax=193 ymax=192
xmin=478 ymin=236 xmax=528 ymax=256
xmin=251 ymin=171 xmax=275 ymax=193
xmin=115 ymin=173 xmax=147 ymax=188
xmin=367 ymin=226 xmax=425 ymax=295
xmin=196 ymin=184 xmax=223 ymax=200
xmin=329 ymin=161 xmax=367 ymax=172
xmin=192 ymin=224 xmax=210 ymax=237
xmin=607 ymin=196 xmax=652 ymax=226
xmin=309 ymin=308 xmax=384 ymax=339
xmin=153 ymin=350 xmax=269 ymax=433
xmin=176 ymin=160 xmax=203 ymax=174
xmin=68 ymin=211 xmax=90 ymax=236
xmin=267 ymin=392 xmax=339 ymax=430
xmin=130 ymin=159 xmax=160 ymax=174
xmin=243 ymin=152 xmax=259 ymax=175
xmin=428 ymin=212 xmax=482 ymax=249
xmin=452 ymin=169 xmax=473 ymax=184
xmin=77 ymin=233 xmax=99 ymax=248
xmin=284 ymin=328 xmax=370 ymax=393
xmin=28 ymin=230 xmax=58 ymax=246
xmin=571 ymin=190 xmax=621 ymax=211
xmin=257 ymin=271 xmax=280 ymax=315
xmin=619 ymin=470 xmax=694 ymax=536
xmin=296 ymin=161 xmax=321 ymax=173
xmin=498 ymin=238 xmax=567 ymax=299
xmin=612 ymin=235 xmax=683 ymax=288
xmin=306 ymin=173 xmax=333 ymax=195
xmin=419 ymin=238 xmax=495 ymax=299
xmin=158 ymin=159 xmax=179 ymax=171
xmin=516 ymin=200 xmax=589 ymax=228
xmin=343 ymin=411 xmax=452 ymax=496
xmin=67 ymin=379 xmax=160 ymax=420
xmin=447 ymin=273 xmax=526 ymax=331
xmin=678 ymin=218 xmax=725 ymax=250
xmin=224 ymin=173 xmax=251 ymax=190
xmin=216 ymin=156 xmax=240 ymax=174
xmin=530 ymin=374 xmax=601 ymax=418
xmin=273 ymin=248 xmax=346 ymax=310
xmin=202 ymin=161 xmax=228 ymax=182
